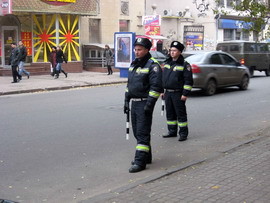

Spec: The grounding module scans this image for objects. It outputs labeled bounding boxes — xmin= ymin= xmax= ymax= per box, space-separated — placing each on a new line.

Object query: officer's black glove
xmin=124 ymin=101 xmax=130 ymax=114
xmin=144 ymin=103 xmax=154 ymax=116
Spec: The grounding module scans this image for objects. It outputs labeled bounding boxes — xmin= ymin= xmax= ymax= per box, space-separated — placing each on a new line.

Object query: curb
xmin=0 ymin=81 xmax=127 ymax=96
xmin=80 ymin=126 xmax=270 ymax=203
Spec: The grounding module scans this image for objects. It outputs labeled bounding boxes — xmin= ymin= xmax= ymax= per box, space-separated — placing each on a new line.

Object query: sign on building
xmin=0 ymin=0 xmax=12 ymax=16
xmin=142 ymin=15 xmax=161 ymax=36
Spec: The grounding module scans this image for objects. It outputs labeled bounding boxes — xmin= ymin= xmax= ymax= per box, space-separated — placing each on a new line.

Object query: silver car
xmin=184 ymin=51 xmax=250 ymax=96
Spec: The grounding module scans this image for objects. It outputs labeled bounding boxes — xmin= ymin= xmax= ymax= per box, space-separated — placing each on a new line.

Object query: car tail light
xmin=240 ymin=58 xmax=245 ymax=65
xmin=191 ymin=64 xmax=201 ymax=73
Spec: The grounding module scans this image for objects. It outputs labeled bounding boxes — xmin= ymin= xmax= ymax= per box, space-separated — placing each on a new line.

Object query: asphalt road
xmin=0 ymin=72 xmax=270 ymax=203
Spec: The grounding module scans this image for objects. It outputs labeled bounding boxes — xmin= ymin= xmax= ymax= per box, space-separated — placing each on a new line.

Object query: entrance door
xmin=1 ymin=26 xmax=18 ymax=68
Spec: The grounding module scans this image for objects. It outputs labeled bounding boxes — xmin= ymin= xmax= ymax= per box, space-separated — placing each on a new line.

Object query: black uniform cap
xmin=134 ymin=38 xmax=152 ymax=50
xmin=170 ymin=41 xmax=185 ymax=52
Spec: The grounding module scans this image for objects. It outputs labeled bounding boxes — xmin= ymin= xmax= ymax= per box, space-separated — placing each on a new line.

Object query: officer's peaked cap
xmin=170 ymin=41 xmax=185 ymax=52
xmin=134 ymin=38 xmax=152 ymax=50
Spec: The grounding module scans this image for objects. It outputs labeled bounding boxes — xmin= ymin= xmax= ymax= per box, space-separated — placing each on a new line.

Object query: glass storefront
xmin=0 ymin=13 xmax=80 ymax=67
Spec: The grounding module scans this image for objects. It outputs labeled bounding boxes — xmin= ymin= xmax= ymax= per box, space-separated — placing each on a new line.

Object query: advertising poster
xmin=142 ymin=15 xmax=161 ymax=26
xmin=21 ymin=32 xmax=32 ymax=56
xmin=144 ymin=26 xmax=160 ymax=36
xmin=114 ymin=32 xmax=135 ymax=68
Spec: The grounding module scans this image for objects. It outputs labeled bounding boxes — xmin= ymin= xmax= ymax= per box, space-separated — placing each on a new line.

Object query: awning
xmin=136 ymin=35 xmax=167 ymax=40
xmin=12 ymin=0 xmax=98 ymax=16
xmin=83 ymin=43 xmax=114 ymax=49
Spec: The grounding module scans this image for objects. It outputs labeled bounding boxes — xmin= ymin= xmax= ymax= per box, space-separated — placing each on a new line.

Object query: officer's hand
xmin=161 ymin=93 xmax=165 ymax=100
xmin=144 ymin=103 xmax=153 ymax=116
xmin=124 ymin=101 xmax=130 ymax=114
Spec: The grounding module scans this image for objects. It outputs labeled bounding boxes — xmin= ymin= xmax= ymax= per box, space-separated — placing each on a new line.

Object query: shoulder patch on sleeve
xmin=186 ymin=64 xmax=191 ymax=72
xmin=153 ymin=65 xmax=159 ymax=72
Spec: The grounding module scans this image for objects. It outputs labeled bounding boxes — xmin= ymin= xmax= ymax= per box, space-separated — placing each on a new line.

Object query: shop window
xmin=224 ymin=29 xmax=234 ymax=41
xmin=119 ymin=20 xmax=129 ymax=32
xmin=242 ymin=31 xmax=250 ymax=41
xmin=236 ymin=31 xmax=241 ymax=40
xmin=253 ymin=31 xmax=259 ymax=42
xmin=89 ymin=19 xmax=101 ymax=43
xmin=32 ymin=14 xmax=80 ymax=63
xmin=58 ymin=14 xmax=80 ymax=61
xmin=33 ymin=14 xmax=56 ymax=62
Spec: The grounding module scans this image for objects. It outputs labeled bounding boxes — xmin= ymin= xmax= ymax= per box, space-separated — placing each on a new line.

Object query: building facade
xmin=0 ymin=0 xmax=98 ymax=74
xmin=145 ymin=0 xmax=268 ymax=51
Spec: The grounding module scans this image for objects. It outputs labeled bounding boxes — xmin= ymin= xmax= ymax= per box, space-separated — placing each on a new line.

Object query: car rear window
xmin=209 ymin=54 xmax=222 ymax=64
xmin=185 ymin=53 xmax=204 ymax=63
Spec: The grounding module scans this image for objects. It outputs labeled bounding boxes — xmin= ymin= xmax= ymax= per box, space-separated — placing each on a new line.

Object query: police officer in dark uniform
xmin=162 ymin=41 xmax=193 ymax=141
xmin=124 ymin=38 xmax=163 ymax=173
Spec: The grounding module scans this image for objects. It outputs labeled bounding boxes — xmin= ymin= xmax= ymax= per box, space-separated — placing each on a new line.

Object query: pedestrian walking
xmin=9 ymin=42 xmax=21 ymax=83
xmin=124 ymin=38 xmax=163 ymax=173
xmin=18 ymin=40 xmax=30 ymax=79
xmin=162 ymin=41 xmax=193 ymax=141
xmin=50 ymin=46 xmax=57 ymax=77
xmin=55 ymin=46 xmax=68 ymax=79
xmin=104 ymin=44 xmax=113 ymax=75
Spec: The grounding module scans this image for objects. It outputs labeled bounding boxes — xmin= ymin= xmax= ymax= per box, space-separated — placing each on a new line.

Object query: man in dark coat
xmin=162 ymin=41 xmax=193 ymax=141
xmin=18 ymin=40 xmax=30 ymax=79
xmin=124 ymin=38 xmax=163 ymax=173
xmin=9 ymin=42 xmax=21 ymax=83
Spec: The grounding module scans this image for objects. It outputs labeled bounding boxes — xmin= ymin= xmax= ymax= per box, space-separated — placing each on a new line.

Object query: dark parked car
xmin=150 ymin=51 xmax=167 ymax=65
xmin=184 ymin=51 xmax=250 ymax=95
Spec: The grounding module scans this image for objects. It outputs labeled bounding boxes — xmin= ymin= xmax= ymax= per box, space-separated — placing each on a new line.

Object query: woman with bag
xmin=104 ymin=44 xmax=113 ymax=75
xmin=55 ymin=46 xmax=68 ymax=78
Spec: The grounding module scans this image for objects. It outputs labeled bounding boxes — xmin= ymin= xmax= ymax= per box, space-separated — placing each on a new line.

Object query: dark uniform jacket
xmin=19 ymin=45 xmax=27 ymax=62
xmin=162 ymin=55 xmax=193 ymax=96
xmin=9 ymin=47 xmax=21 ymax=67
xmin=125 ymin=52 xmax=163 ymax=107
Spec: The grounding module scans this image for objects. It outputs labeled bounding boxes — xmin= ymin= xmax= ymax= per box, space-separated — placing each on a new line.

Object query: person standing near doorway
xmin=9 ymin=42 xmax=21 ymax=83
xmin=18 ymin=40 xmax=30 ymax=79
xmin=104 ymin=44 xmax=113 ymax=75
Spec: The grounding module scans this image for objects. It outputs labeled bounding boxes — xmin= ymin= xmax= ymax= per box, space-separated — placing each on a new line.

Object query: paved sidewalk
xmin=0 ymin=71 xmax=127 ymax=96
xmin=83 ymin=131 xmax=270 ymax=203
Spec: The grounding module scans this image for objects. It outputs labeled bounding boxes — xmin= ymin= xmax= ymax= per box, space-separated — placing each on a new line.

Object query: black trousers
xmin=165 ymin=91 xmax=188 ymax=137
xmin=107 ymin=65 xmax=113 ymax=74
xmin=131 ymin=100 xmax=152 ymax=167
xmin=11 ymin=65 xmax=21 ymax=82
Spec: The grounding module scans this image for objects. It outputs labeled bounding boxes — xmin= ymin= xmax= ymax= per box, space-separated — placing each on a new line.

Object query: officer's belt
xmin=131 ymin=98 xmax=148 ymax=102
xmin=166 ymin=89 xmax=181 ymax=92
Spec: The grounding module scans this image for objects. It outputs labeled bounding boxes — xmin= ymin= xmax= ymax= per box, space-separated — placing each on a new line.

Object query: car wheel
xmin=238 ymin=75 xmax=249 ymax=90
xmin=265 ymin=68 xmax=270 ymax=76
xmin=249 ymin=67 xmax=254 ymax=77
xmin=204 ymin=79 xmax=217 ymax=96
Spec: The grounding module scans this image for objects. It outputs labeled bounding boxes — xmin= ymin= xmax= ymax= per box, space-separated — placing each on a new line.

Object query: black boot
xmin=62 ymin=70 xmax=68 ymax=78
xmin=129 ymin=164 xmax=145 ymax=173
xmin=162 ymin=134 xmax=177 ymax=138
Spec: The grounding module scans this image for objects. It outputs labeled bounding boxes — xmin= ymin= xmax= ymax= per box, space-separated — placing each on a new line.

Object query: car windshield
xmin=185 ymin=53 xmax=205 ymax=63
